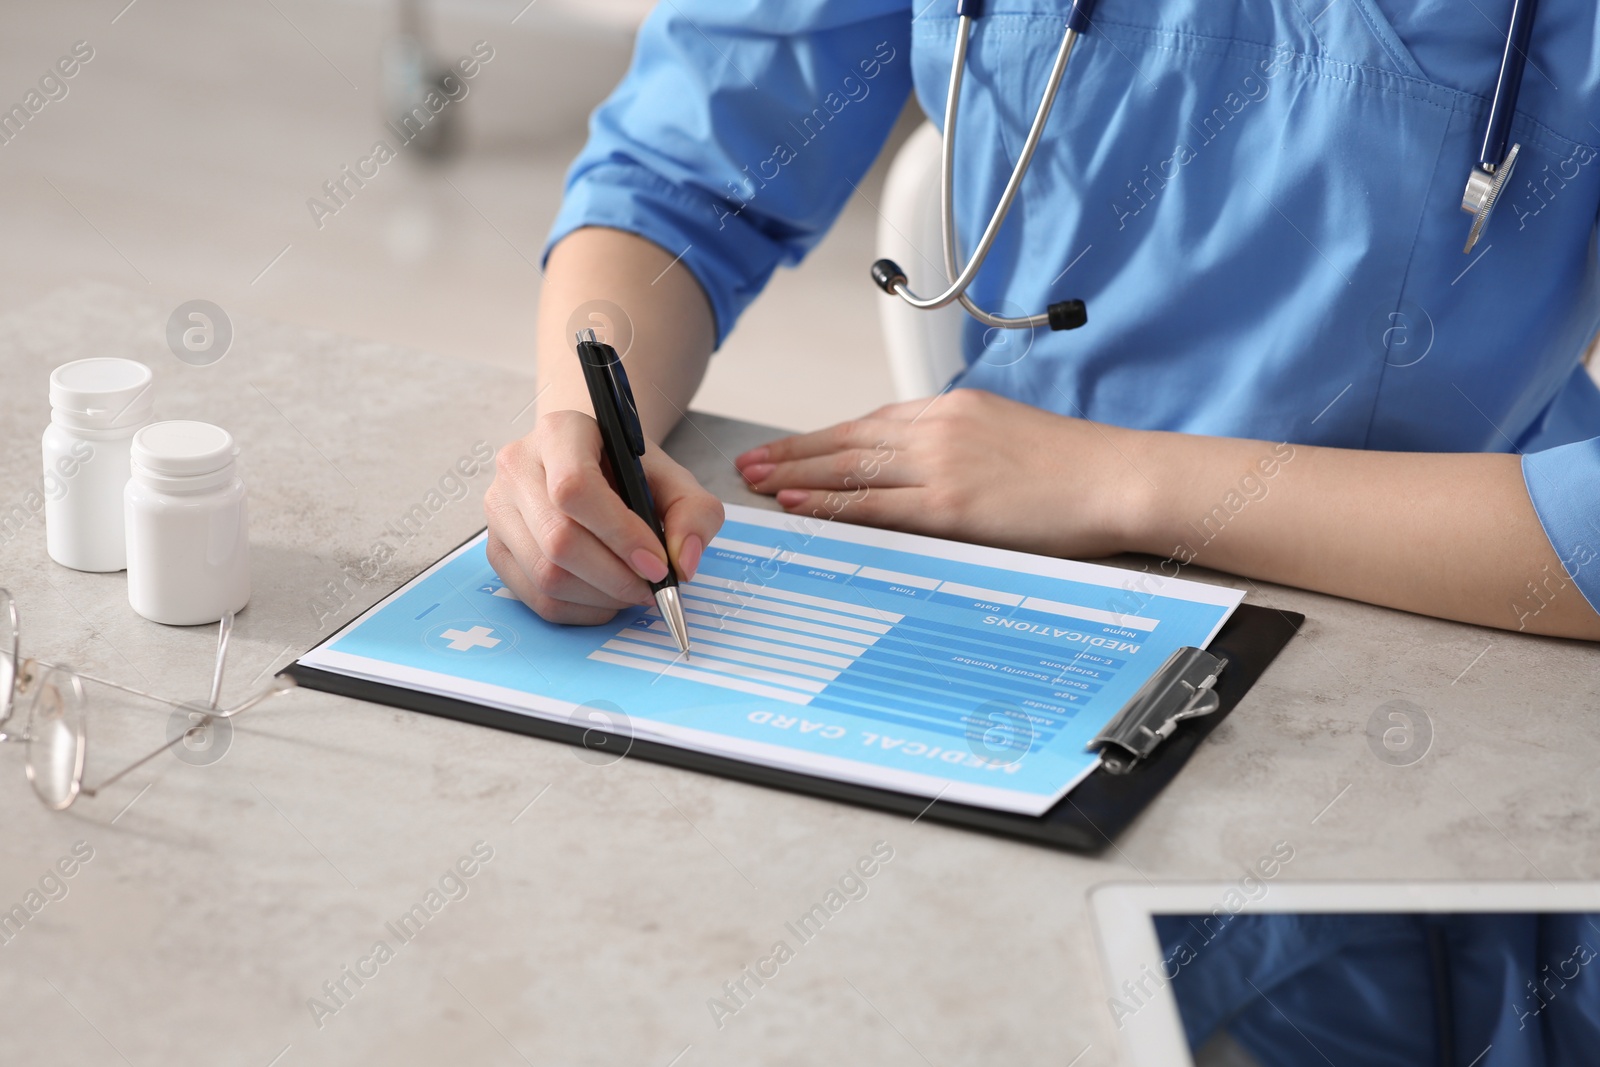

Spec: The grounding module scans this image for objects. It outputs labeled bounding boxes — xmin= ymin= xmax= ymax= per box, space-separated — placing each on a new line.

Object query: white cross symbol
xmin=438 ymin=625 xmax=501 ymax=652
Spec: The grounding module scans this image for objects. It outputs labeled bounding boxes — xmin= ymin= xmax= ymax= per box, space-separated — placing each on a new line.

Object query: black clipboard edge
xmin=284 ymin=602 xmax=1302 ymax=854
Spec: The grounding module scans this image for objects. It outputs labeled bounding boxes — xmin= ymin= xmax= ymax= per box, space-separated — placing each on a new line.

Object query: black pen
xmin=574 ymin=328 xmax=691 ymax=654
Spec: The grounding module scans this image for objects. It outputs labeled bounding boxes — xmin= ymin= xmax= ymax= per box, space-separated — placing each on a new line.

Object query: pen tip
xmin=656 ymin=587 xmax=691 ymax=655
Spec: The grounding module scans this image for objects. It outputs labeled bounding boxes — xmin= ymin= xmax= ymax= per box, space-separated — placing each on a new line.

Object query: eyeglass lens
xmin=0 ymin=589 xmax=17 ymax=727
xmin=24 ymin=668 xmax=86 ymax=810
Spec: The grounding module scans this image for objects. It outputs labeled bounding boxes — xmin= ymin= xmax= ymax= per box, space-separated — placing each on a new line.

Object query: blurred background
xmin=0 ymin=0 xmax=913 ymax=432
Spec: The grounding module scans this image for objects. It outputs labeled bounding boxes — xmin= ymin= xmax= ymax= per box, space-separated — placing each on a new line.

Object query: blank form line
xmin=635 ymin=620 xmax=853 ymax=668
xmin=685 ymin=585 xmax=891 ymax=633
xmin=682 ymin=616 xmax=869 ymax=656
xmin=682 ymin=600 xmax=879 ymax=646
xmin=697 ymin=573 xmax=902 ymax=622
xmin=589 ymin=650 xmax=811 ymax=703
xmin=613 ymin=633 xmax=839 ymax=680
xmin=603 ymin=638 xmax=828 ymax=691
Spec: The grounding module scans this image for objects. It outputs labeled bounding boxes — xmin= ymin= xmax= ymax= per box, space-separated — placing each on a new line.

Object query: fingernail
xmin=776 ymin=489 xmax=808 ymax=508
xmin=679 ymin=534 xmax=703 ymax=580
xmin=629 ymin=548 xmax=670 ymax=583
xmin=735 ymin=446 xmax=770 ymax=467
xmin=742 ymin=462 xmax=775 ymax=484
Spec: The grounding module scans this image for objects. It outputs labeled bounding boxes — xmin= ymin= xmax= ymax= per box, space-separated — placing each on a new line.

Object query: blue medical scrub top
xmin=546 ymin=3 xmax=1600 ymax=1059
xmin=1153 ymin=911 xmax=1600 ymax=1066
xmin=547 ymin=0 xmax=1600 ymax=620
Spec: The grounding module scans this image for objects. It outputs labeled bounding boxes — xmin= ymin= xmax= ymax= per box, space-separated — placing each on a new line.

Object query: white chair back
xmin=876 ymin=122 xmax=968 ymax=400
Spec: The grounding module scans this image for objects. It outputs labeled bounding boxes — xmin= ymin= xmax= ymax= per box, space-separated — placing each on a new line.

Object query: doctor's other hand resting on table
xmin=484 ymin=1 xmax=1600 ymax=644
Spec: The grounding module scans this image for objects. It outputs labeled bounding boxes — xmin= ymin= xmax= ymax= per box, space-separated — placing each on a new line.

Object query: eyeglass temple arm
xmin=70 ymin=607 xmax=269 ymax=799
xmin=0 ymin=591 xmax=18 ymax=731
xmin=22 ymin=611 xmax=236 ymax=713
xmin=78 ymin=675 xmax=298 ymax=798
xmin=209 ymin=611 xmax=233 ymax=710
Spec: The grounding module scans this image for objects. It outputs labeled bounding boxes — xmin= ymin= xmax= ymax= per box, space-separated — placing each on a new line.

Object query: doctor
xmin=483 ymin=0 xmax=1600 ymax=642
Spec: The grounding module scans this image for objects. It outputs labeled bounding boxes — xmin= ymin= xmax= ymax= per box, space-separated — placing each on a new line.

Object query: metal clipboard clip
xmin=1087 ymin=647 xmax=1227 ymax=774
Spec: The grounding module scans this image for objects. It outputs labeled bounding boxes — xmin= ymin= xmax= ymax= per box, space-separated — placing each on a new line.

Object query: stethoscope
xmin=1461 ymin=0 xmax=1539 ymax=253
xmin=871 ymin=0 xmax=1541 ymax=334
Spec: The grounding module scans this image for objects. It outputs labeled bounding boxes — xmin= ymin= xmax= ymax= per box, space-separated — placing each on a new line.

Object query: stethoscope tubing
xmin=884 ymin=0 xmax=1535 ymax=317
xmin=889 ymin=15 xmax=1080 ymax=318
xmin=1480 ymin=0 xmax=1539 ymax=170
xmin=883 ymin=1 xmax=1098 ymax=327
xmin=938 ymin=20 xmax=1082 ymax=327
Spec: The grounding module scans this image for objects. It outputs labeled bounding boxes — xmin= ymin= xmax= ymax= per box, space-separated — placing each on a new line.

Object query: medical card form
xmin=298 ymin=505 xmax=1244 ymax=815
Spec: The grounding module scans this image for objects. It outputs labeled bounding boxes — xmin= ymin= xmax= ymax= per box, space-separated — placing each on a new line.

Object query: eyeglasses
xmin=0 ymin=587 xmax=296 ymax=810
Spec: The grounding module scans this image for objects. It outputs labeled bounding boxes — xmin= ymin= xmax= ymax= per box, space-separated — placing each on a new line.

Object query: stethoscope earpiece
xmin=871 ymin=259 xmax=908 ymax=295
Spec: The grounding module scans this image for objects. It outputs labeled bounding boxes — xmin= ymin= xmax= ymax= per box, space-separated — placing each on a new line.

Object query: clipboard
xmin=285 ymin=554 xmax=1302 ymax=853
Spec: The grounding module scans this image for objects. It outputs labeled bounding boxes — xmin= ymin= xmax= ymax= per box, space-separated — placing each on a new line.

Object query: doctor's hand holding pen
xmin=485 ymin=226 xmax=1600 ymax=643
xmin=480 ymin=226 xmax=1128 ymax=628
xmin=482 ymin=227 xmax=724 ymax=628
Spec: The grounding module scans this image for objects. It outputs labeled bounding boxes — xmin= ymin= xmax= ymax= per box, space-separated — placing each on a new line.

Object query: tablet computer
xmin=1089 ymin=880 xmax=1600 ymax=1066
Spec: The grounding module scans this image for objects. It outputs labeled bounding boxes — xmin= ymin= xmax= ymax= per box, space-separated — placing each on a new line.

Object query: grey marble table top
xmin=1 ymin=284 xmax=1595 ymax=1066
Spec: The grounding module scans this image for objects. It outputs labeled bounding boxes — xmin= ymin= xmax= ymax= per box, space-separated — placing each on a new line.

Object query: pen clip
xmin=602 ymin=349 xmax=647 ymax=458
xmin=578 ymin=331 xmax=648 ymax=459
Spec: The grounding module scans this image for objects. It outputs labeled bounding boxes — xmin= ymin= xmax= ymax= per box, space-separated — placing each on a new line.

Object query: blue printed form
xmin=299 ymin=505 xmax=1243 ymax=815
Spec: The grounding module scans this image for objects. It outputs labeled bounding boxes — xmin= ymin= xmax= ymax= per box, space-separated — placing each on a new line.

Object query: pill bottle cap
xmin=49 ymin=358 xmax=155 ymax=431
xmin=132 ymin=421 xmax=237 ymax=480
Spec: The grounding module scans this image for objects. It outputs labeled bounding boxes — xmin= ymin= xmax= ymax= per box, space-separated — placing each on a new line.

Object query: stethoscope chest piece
xmin=1459 ymin=0 xmax=1539 ymax=254
xmin=1461 ymin=142 xmax=1519 ymax=254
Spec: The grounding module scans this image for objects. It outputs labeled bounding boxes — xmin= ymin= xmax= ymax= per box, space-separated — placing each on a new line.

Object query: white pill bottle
xmin=124 ymin=421 xmax=251 ymax=626
xmin=43 ymin=358 xmax=155 ymax=572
